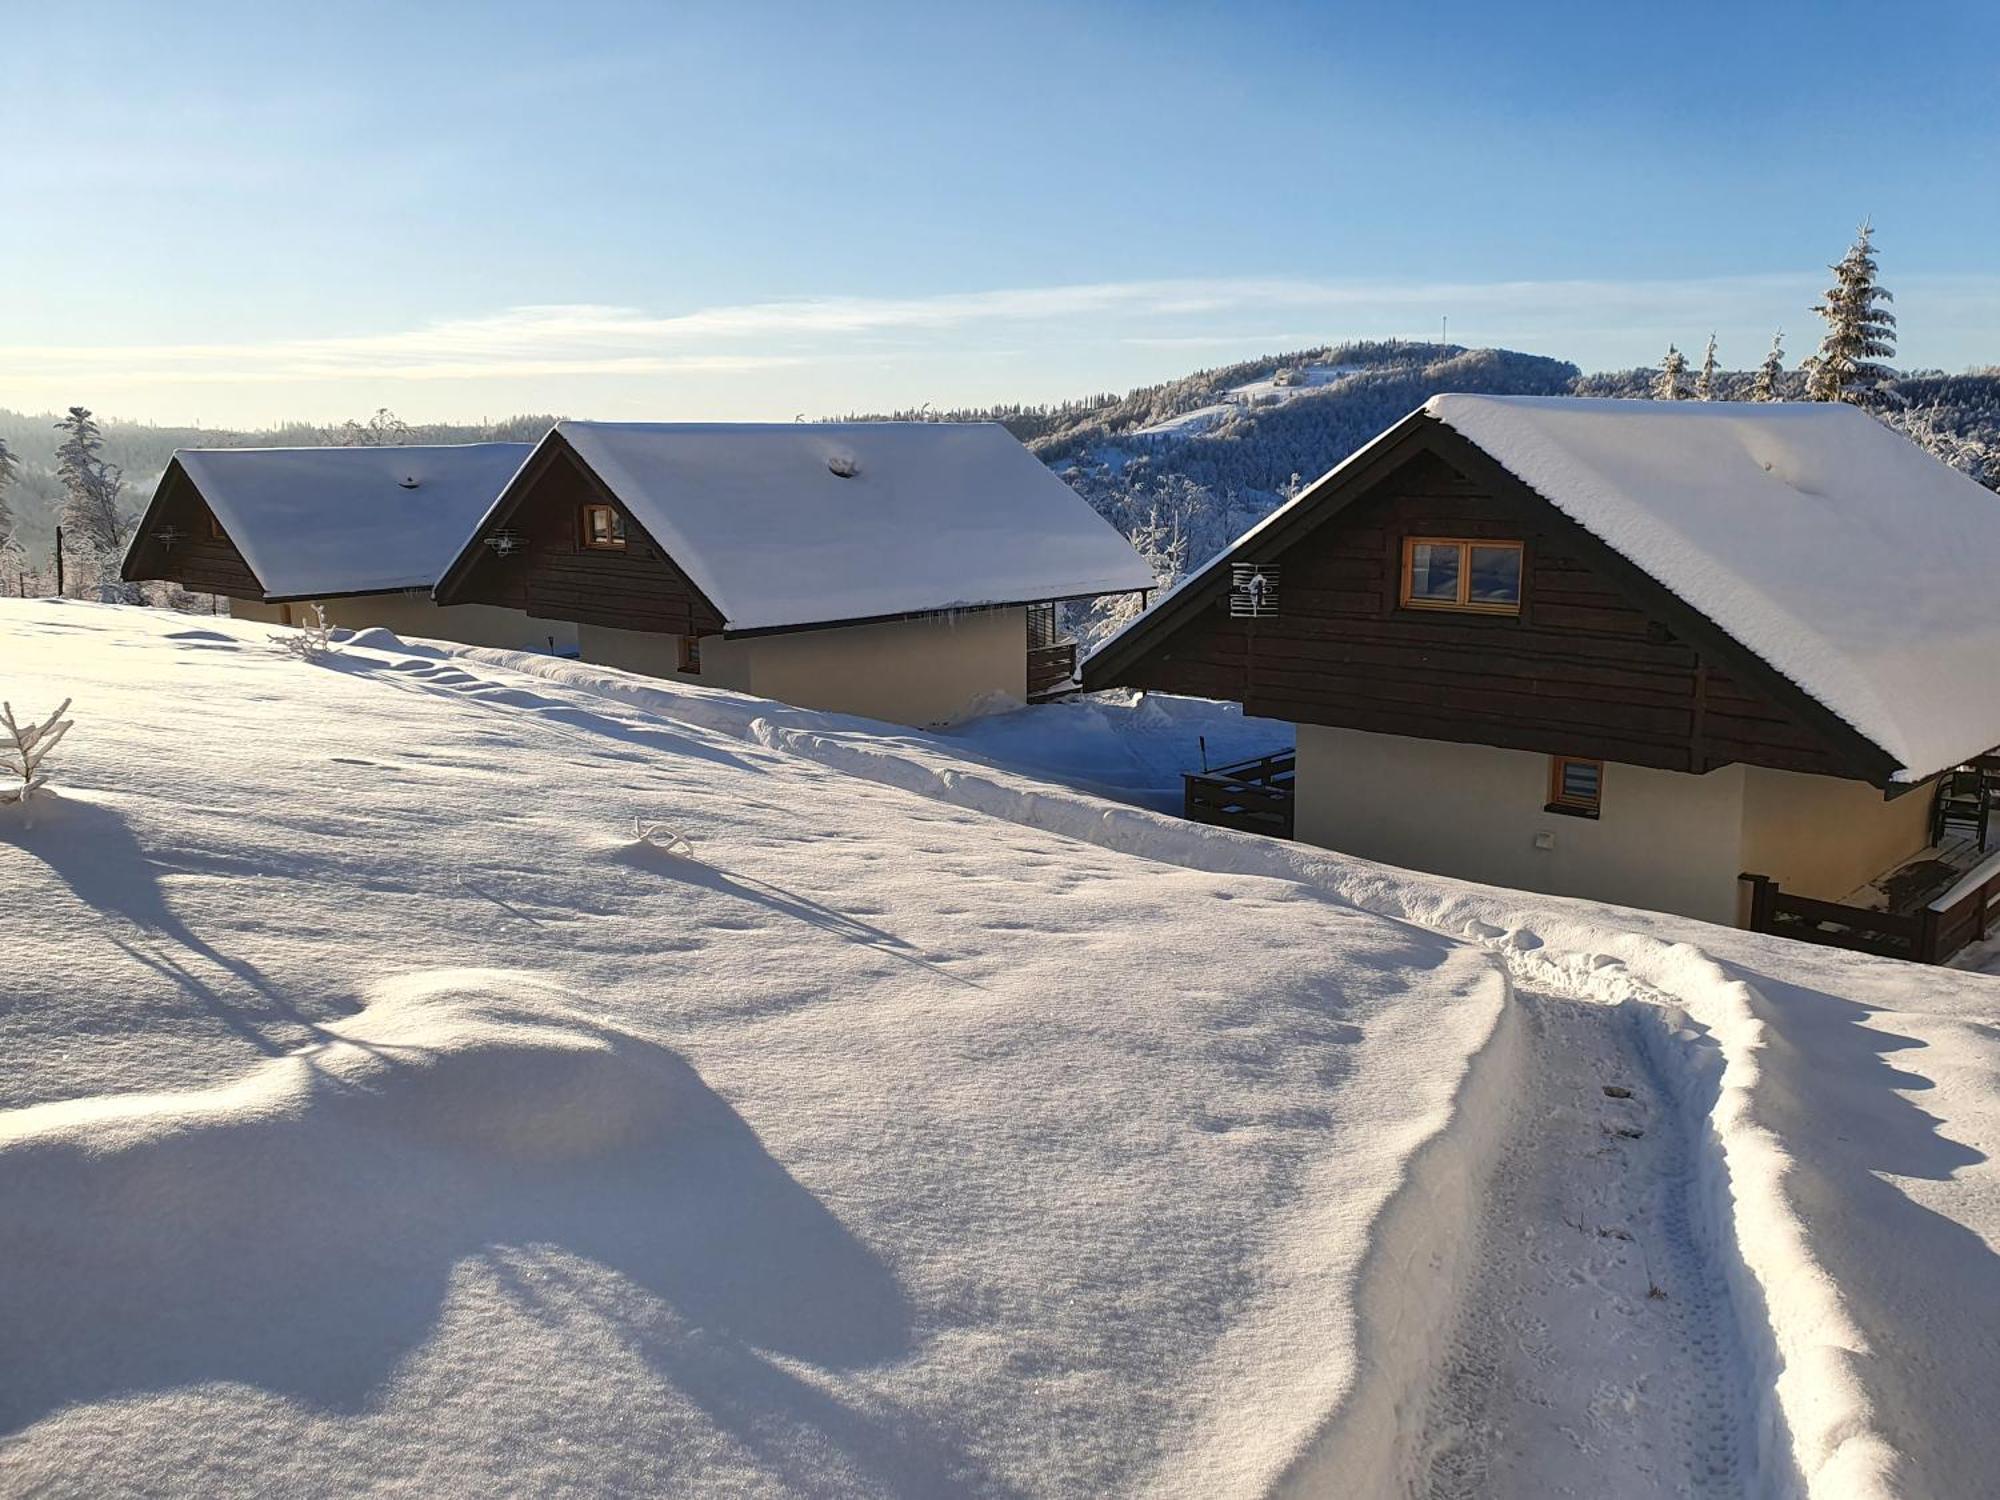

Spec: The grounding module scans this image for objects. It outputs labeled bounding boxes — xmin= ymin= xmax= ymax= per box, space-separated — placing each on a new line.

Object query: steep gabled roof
xmin=128 ymin=443 xmax=533 ymax=600
xmin=1087 ymin=397 xmax=2000 ymax=785
xmin=440 ymin=421 xmax=1155 ymax=633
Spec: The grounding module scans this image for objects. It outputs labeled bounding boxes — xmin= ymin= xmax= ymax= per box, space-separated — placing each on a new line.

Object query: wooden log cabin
xmin=122 ymin=443 xmax=574 ymax=651
xmin=432 ymin=421 xmax=1154 ymax=726
xmin=1083 ymin=396 xmax=2000 ymax=934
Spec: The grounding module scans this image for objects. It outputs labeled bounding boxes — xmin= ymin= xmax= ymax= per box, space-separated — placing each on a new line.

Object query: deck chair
xmin=1931 ymin=766 xmax=1991 ymax=849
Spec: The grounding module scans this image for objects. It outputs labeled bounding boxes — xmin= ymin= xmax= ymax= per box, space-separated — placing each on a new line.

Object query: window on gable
xmin=1547 ymin=755 xmax=1603 ymax=818
xmin=581 ymin=503 xmax=627 ymax=550
xmin=1399 ymin=537 xmax=1523 ymax=614
xmin=677 ymin=634 xmax=701 ymax=675
xmin=207 ymin=511 xmax=225 ymax=541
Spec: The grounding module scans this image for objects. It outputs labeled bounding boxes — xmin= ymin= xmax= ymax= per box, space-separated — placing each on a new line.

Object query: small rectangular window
xmin=581 ymin=504 xmax=627 ymax=550
xmin=1400 ymin=537 xmax=1522 ymax=614
xmin=1547 ymin=755 xmax=1603 ymax=817
xmin=677 ymin=634 xmax=701 ymax=674
xmin=207 ymin=512 xmax=225 ymax=540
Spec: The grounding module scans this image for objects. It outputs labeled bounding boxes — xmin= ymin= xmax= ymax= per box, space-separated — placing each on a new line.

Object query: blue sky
xmin=3 ymin=0 xmax=1997 ymax=426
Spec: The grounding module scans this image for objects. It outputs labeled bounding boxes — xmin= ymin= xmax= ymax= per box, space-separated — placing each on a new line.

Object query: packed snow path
xmin=1414 ymin=989 xmax=1757 ymax=1499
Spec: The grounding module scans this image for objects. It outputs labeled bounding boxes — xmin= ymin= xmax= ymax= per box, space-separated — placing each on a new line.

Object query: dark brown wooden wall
xmin=124 ymin=468 xmax=263 ymax=598
xmin=1121 ymin=449 xmax=1851 ymax=778
xmin=451 ymin=448 xmax=724 ymax=635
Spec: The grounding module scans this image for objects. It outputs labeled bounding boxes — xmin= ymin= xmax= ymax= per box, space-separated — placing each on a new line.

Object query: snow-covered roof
xmin=1423 ymin=396 xmax=2000 ymax=781
xmin=538 ymin=421 xmax=1155 ymax=631
xmin=170 ymin=443 xmax=533 ymax=599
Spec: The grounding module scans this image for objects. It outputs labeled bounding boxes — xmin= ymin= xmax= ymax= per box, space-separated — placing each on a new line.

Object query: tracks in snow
xmin=1412 ymin=989 xmax=1758 ymax=1500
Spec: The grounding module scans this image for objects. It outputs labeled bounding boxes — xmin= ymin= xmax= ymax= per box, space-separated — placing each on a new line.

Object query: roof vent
xmin=827 ymin=454 xmax=859 ymax=479
xmin=397 ymin=475 xmax=420 ymax=489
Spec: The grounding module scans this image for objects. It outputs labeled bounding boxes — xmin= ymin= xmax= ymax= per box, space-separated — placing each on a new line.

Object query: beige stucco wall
xmin=1295 ymin=724 xmax=1752 ymax=927
xmin=576 ymin=608 xmax=1027 ymax=728
xmin=575 ymin=621 xmax=754 ymax=693
xmin=743 ymin=608 xmax=1026 ymax=726
xmin=1739 ymin=765 xmax=1934 ymax=902
xmin=226 ymin=594 xmax=577 ymax=653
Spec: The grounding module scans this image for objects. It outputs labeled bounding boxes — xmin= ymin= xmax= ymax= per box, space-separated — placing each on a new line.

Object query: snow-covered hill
xmin=3 ymin=601 xmax=1997 ymax=1499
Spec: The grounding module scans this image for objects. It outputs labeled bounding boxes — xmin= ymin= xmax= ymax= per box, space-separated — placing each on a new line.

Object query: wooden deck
xmin=1745 ymin=800 xmax=2000 ymax=964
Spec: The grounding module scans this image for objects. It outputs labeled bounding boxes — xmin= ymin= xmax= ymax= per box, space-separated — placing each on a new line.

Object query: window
xmin=1399 ymin=537 xmax=1523 ymax=614
xmin=207 ymin=511 xmax=225 ymax=540
xmin=1547 ymin=755 xmax=1603 ymax=818
xmin=677 ymin=634 xmax=701 ymax=675
xmin=581 ymin=503 xmax=627 ymax=550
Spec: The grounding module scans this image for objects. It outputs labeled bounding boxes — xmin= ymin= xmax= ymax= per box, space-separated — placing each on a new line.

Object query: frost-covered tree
xmin=1879 ymin=403 xmax=1999 ymax=490
xmin=335 ymin=408 xmax=414 ymax=446
xmin=0 ymin=437 xmax=17 ymax=549
xmin=52 ymin=407 xmax=132 ymax=559
xmin=1 ymin=698 xmax=72 ymax=805
xmin=1802 ymin=223 xmax=1898 ymax=405
xmin=1753 ymin=331 xmax=1785 ymax=401
xmin=1696 ymin=334 xmax=1719 ymax=401
xmin=1654 ymin=345 xmax=1691 ymax=401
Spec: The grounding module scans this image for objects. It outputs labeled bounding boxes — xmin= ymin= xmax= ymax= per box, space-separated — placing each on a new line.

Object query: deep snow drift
xmin=1 ymin=601 xmax=1504 ymax=1498
xmin=4 ymin=600 xmax=1996 ymax=1500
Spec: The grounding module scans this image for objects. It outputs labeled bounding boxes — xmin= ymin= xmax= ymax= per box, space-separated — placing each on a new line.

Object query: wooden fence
xmin=1183 ymin=750 xmax=1296 ymax=839
xmin=1743 ymin=858 xmax=2000 ymax=965
xmin=1026 ymin=641 xmax=1078 ymax=700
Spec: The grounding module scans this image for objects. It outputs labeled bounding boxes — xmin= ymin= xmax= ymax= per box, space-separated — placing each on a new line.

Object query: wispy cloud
xmin=8 ymin=272 xmax=1999 ymax=412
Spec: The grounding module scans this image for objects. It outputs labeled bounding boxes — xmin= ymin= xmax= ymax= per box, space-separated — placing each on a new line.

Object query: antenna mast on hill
xmin=1442 ymin=315 xmax=1448 ymax=345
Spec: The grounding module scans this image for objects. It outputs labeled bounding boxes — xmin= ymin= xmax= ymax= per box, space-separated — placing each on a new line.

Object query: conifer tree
xmin=52 ymin=407 xmax=131 ymax=558
xmin=0 ymin=437 xmax=17 ymax=550
xmin=1654 ymin=344 xmax=1691 ymax=400
xmin=1696 ymin=333 xmax=1719 ymax=400
xmin=1802 ymin=222 xmax=1898 ymax=404
xmin=1753 ymin=331 xmax=1785 ymax=401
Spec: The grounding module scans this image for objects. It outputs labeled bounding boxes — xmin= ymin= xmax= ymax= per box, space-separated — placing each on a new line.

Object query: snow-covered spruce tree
xmin=53 ymin=407 xmax=136 ymax=597
xmin=0 ymin=437 xmax=17 ymax=553
xmin=1753 ymin=331 xmax=1785 ymax=401
xmin=1802 ymin=222 xmax=1898 ymax=405
xmin=1696 ymin=334 xmax=1719 ymax=400
xmin=1654 ymin=344 xmax=1691 ymax=400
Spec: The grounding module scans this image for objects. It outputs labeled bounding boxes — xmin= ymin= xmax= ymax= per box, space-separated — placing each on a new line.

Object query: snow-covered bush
xmin=1 ymin=698 xmax=73 ymax=805
xmin=632 ymin=817 xmax=695 ymax=857
xmin=274 ymin=604 xmax=336 ymax=659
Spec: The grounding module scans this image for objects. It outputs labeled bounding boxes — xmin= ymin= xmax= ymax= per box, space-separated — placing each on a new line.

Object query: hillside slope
xmin=0 ymin=600 xmax=1512 ymax=1498
xmin=6 ymin=601 xmax=1998 ymax=1497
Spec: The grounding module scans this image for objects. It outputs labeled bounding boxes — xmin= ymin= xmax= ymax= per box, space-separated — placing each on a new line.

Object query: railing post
xmin=1917 ymin=905 xmax=1943 ymax=964
xmin=1740 ymin=872 xmax=1775 ymax=932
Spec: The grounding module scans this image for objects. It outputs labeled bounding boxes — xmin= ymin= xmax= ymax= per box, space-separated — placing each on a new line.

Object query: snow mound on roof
xmin=175 ymin=443 xmax=532 ymax=599
xmin=555 ymin=421 xmax=1155 ymax=630
xmin=1425 ymin=395 xmax=2000 ymax=781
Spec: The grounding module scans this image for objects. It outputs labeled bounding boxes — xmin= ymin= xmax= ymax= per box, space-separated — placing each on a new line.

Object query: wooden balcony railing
xmin=1742 ymin=856 xmax=2000 ymax=965
xmin=1184 ymin=750 xmax=1296 ymax=840
xmin=1027 ymin=640 xmax=1078 ymax=700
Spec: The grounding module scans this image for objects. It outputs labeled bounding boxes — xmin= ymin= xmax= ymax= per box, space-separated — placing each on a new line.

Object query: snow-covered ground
xmin=5 ymin=600 xmax=1997 ymax=1499
xmin=935 ymin=689 xmax=1291 ymax=814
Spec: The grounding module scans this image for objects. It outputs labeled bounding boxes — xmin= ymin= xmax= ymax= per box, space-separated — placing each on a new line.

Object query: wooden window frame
xmin=1398 ymin=536 xmax=1524 ymax=615
xmin=1547 ymin=755 xmax=1604 ymax=819
xmin=207 ymin=512 xmax=226 ymax=541
xmin=580 ymin=503 xmax=627 ymax=551
xmin=676 ymin=634 xmax=701 ymax=675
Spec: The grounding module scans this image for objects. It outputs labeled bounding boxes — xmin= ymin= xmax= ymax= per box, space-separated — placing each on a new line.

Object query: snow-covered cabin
xmin=1084 ymin=396 xmax=2000 ymax=935
xmin=433 ymin=421 xmax=1155 ymax=725
xmin=122 ymin=443 xmax=575 ymax=651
